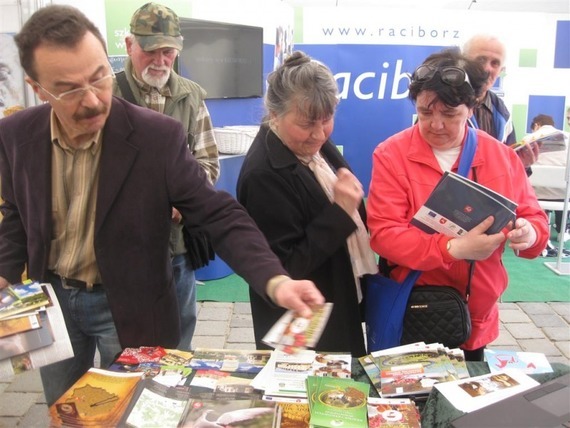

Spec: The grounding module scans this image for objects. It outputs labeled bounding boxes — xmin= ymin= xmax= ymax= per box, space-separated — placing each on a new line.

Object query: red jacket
xmin=367 ymin=125 xmax=549 ymax=349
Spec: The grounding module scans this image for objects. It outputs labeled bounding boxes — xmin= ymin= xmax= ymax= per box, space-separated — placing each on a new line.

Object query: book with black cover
xmin=412 ymin=171 xmax=517 ymax=238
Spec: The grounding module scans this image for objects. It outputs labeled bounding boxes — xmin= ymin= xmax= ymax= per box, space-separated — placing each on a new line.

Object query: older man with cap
xmin=113 ymin=2 xmax=220 ymax=351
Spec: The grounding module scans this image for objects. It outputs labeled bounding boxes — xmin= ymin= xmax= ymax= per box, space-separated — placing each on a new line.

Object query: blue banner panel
xmin=527 ymin=95 xmax=567 ymax=131
xmin=554 ymin=20 xmax=570 ymax=69
xmin=299 ymin=44 xmax=444 ymax=193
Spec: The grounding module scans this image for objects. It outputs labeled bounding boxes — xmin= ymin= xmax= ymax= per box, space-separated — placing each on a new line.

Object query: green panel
xmin=519 ymin=48 xmax=538 ymax=68
xmin=511 ymin=104 xmax=528 ymax=140
xmin=294 ymin=6 xmax=304 ymax=43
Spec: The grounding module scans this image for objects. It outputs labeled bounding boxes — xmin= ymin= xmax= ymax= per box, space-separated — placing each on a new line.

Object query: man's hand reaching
xmin=273 ymin=279 xmax=325 ymax=319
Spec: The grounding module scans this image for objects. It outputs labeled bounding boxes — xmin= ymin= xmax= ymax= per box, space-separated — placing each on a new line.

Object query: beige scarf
xmin=306 ymin=152 xmax=378 ymax=302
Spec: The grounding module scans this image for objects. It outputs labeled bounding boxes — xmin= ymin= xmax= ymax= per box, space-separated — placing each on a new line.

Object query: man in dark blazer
xmin=0 ymin=4 xmax=323 ymax=405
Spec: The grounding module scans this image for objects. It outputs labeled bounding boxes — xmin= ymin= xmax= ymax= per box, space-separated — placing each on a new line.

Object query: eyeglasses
xmin=411 ymin=65 xmax=472 ymax=88
xmin=33 ymin=73 xmax=115 ymax=103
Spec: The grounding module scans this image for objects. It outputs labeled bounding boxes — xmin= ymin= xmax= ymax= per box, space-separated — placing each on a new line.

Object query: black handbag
xmin=401 ymin=262 xmax=474 ymax=349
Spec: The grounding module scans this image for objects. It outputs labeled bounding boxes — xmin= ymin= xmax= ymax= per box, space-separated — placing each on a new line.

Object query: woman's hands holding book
xmin=447 ymin=216 xmax=506 ymax=261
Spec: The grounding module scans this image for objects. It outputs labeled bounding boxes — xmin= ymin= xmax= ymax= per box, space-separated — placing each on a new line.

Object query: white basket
xmin=214 ymin=126 xmax=259 ymax=154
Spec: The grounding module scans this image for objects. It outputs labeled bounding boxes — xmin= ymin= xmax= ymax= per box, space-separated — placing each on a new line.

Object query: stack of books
xmin=359 ymin=342 xmax=470 ymax=399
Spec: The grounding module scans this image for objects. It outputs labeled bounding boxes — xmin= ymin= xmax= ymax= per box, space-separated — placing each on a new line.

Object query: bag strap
xmin=403 ymin=127 xmax=478 ymax=293
xmin=115 ymin=71 xmax=138 ymax=105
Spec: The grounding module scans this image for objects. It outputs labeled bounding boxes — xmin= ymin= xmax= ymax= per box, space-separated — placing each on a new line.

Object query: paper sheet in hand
xmin=262 ymin=303 xmax=333 ymax=354
xmin=411 ymin=171 xmax=517 ymax=238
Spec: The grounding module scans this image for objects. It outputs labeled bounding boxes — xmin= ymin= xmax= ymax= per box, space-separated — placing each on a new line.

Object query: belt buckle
xmin=60 ymin=276 xmax=74 ymax=290
xmin=60 ymin=276 xmax=94 ymax=292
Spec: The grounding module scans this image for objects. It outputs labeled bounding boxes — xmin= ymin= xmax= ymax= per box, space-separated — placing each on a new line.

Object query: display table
xmin=72 ymin=352 xmax=568 ymax=428
xmin=195 ymin=154 xmax=246 ymax=281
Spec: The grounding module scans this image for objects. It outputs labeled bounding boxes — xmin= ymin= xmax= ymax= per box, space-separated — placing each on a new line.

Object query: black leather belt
xmin=47 ymin=271 xmax=102 ymax=291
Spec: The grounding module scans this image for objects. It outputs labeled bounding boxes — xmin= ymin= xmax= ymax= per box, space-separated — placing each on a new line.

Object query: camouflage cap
xmin=130 ymin=2 xmax=183 ymax=51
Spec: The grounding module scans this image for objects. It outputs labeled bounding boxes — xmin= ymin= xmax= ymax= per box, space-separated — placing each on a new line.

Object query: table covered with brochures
xmin=48 ymin=346 xmax=570 ymax=427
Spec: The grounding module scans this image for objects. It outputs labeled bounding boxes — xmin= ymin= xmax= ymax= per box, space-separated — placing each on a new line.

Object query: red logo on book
xmin=439 ymin=218 xmax=447 ymax=224
xmin=464 ymin=205 xmax=473 ymax=213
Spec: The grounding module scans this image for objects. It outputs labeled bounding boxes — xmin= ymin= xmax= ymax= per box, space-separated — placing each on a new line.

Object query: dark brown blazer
xmin=0 ymin=97 xmax=286 ymax=348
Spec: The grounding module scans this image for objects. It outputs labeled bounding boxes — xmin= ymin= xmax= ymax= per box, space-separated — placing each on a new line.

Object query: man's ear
xmin=125 ymin=36 xmax=134 ymax=55
xmin=24 ymin=76 xmax=48 ymax=102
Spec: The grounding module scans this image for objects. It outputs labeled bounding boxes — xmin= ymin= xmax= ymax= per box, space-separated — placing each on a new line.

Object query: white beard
xmin=142 ymin=66 xmax=170 ymax=89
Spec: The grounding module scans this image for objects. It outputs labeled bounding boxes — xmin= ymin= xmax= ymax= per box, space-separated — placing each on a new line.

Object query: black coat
xmin=237 ymin=126 xmax=368 ymax=357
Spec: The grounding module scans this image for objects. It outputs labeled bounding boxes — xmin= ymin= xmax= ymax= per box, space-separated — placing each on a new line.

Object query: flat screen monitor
xmin=177 ymin=18 xmax=263 ymax=99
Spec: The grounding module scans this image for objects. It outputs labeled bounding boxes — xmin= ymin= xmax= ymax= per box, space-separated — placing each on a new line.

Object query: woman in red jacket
xmin=367 ymin=48 xmax=549 ymax=361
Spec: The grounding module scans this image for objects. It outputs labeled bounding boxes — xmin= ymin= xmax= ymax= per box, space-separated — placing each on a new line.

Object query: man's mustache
xmin=73 ymin=105 xmax=107 ymax=121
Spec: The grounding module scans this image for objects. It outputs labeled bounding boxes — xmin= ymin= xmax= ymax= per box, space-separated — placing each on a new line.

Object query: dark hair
xmin=265 ymin=50 xmax=338 ymax=122
xmin=14 ymin=5 xmax=107 ymax=81
xmin=531 ymin=114 xmax=555 ymax=128
xmin=408 ymin=48 xmax=487 ymax=109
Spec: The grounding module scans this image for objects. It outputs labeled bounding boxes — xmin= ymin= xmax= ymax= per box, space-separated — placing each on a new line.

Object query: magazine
xmin=434 ymin=369 xmax=540 ymax=413
xmin=189 ymin=348 xmax=271 ymax=373
xmin=0 ymin=283 xmax=74 ymax=379
xmin=484 ymin=349 xmax=553 ymax=374
xmin=180 ymin=398 xmax=281 ymax=427
xmin=367 ymin=397 xmax=421 ymax=427
xmin=306 ymin=375 xmax=369 ymax=428
xmin=0 ymin=312 xmax=41 ymax=338
xmin=411 ymin=171 xmax=517 ymax=238
xmin=276 ymin=401 xmax=310 ymax=428
xmin=119 ymin=378 xmax=192 ymax=428
xmin=372 ymin=343 xmax=458 ymax=398
xmin=188 ymin=369 xmax=261 ymax=399
xmin=358 ymin=355 xmax=382 ymax=396
xmin=262 ymin=350 xmax=317 ymax=398
xmin=262 ymin=303 xmax=333 ymax=354
xmin=49 ymin=368 xmax=143 ymax=427
xmin=510 ymin=125 xmax=567 ymax=153
xmin=0 ymin=281 xmax=51 ymax=320
xmin=0 ymin=310 xmax=53 ymax=360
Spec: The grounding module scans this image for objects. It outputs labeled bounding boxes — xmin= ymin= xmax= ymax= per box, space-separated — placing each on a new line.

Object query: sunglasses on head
xmin=411 ymin=65 xmax=472 ymax=88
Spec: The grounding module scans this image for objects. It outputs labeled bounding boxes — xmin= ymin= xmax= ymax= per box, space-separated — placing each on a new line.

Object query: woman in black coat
xmin=236 ymin=51 xmax=377 ymax=357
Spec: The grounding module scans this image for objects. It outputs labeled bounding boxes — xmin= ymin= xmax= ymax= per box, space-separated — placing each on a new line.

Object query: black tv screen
xmin=177 ymin=18 xmax=263 ymax=99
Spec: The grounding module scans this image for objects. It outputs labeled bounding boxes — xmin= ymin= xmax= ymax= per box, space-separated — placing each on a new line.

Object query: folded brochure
xmin=262 ymin=303 xmax=333 ymax=354
xmin=412 ymin=171 xmax=517 ymax=238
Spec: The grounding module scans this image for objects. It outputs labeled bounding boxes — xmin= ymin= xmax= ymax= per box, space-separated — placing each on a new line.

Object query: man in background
xmin=463 ymin=34 xmax=537 ymax=169
xmin=113 ymin=2 xmax=220 ymax=350
xmin=463 ymin=34 xmax=515 ymax=145
xmin=0 ymin=4 xmax=323 ymax=405
xmin=531 ymin=113 xmax=570 ymax=254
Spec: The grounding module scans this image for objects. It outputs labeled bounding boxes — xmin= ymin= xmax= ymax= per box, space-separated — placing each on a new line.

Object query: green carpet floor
xmin=197 ymin=273 xmax=249 ymax=302
xmin=501 ymin=242 xmax=570 ymax=303
xmin=197 ymin=238 xmax=570 ymax=304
